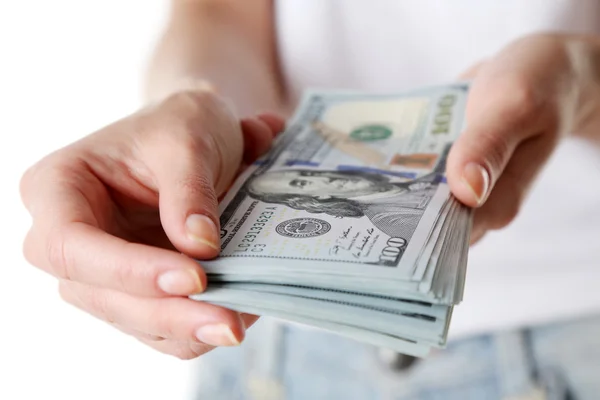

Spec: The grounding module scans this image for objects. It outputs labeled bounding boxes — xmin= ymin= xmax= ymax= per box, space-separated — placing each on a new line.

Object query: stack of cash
xmin=191 ymin=83 xmax=473 ymax=357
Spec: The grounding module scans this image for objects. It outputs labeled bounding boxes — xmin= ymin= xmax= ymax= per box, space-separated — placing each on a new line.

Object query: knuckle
xmin=148 ymin=103 xmax=220 ymax=157
xmin=164 ymin=89 xmax=219 ymax=113
xmin=474 ymin=130 xmax=511 ymax=174
xmin=85 ymin=288 xmax=115 ymax=324
xmin=482 ymin=75 xmax=542 ymax=129
xmin=111 ymin=243 xmax=137 ymax=293
xmin=143 ymin=91 xmax=241 ymax=189
xmin=504 ymin=79 xmax=541 ymax=122
xmin=19 ymin=166 xmax=35 ymax=205
xmin=160 ymin=89 xmax=236 ymax=139
xmin=22 ymin=229 xmax=38 ymax=267
xmin=160 ymin=90 xmax=224 ymax=134
xmin=471 ymin=74 xmax=544 ymax=134
xmin=19 ymin=161 xmax=47 ymax=209
xmin=46 ymin=227 xmax=73 ymax=280
xmin=177 ymin=173 xmax=219 ymax=208
xmin=143 ymin=334 xmax=166 ymax=342
xmin=171 ymin=131 xmax=214 ymax=164
xmin=58 ymin=281 xmax=78 ymax=306
xmin=148 ymin=304 xmax=178 ymax=340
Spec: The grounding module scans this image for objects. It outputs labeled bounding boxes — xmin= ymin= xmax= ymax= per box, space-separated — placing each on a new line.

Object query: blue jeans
xmin=192 ymin=313 xmax=600 ymax=399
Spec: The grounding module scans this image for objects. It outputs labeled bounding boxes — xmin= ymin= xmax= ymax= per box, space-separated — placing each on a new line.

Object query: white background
xmin=3 ymin=1 xmax=600 ymax=399
xmin=0 ymin=1 xmax=197 ymax=399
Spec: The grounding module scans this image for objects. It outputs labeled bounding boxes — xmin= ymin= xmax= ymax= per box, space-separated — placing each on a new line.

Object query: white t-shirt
xmin=274 ymin=0 xmax=600 ymax=339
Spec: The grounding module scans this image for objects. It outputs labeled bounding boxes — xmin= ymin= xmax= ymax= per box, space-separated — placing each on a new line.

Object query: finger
xmin=60 ymin=279 xmax=164 ymax=342
xmin=240 ymin=116 xmax=279 ymax=163
xmin=471 ymin=133 xmax=557 ymax=234
xmin=142 ymin=91 xmax=244 ymax=260
xmin=21 ymin=164 xmax=207 ymax=298
xmin=256 ymin=113 xmax=286 ymax=137
xmin=136 ymin=313 xmax=259 ymax=359
xmin=25 ymin=221 xmax=207 ymax=296
xmin=93 ymin=313 xmax=213 ymax=360
xmin=137 ymin=337 xmax=213 ymax=360
xmin=113 ymin=323 xmax=167 ymax=342
xmin=59 ymin=280 xmax=245 ymax=347
xmin=135 ymin=314 xmax=259 ymax=359
xmin=448 ymin=36 xmax=568 ymax=209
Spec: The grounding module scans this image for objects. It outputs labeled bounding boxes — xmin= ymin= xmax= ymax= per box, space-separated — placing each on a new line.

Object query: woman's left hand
xmin=447 ymin=33 xmax=600 ymax=243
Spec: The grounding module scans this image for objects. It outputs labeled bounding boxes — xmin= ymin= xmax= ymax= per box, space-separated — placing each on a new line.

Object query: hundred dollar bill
xmin=196 ymin=287 xmax=448 ymax=344
xmin=200 ymin=84 xmax=470 ymax=295
xmin=273 ymin=84 xmax=467 ymax=175
xmin=195 ymin=282 xmax=448 ymax=320
xmin=206 ymin=302 xmax=432 ymax=357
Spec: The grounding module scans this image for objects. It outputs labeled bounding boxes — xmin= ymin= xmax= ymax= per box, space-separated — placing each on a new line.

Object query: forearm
xmin=143 ymin=0 xmax=287 ymax=116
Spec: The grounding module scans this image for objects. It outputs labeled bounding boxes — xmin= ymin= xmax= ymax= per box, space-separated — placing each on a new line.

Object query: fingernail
xmin=196 ymin=324 xmax=241 ymax=346
xmin=185 ymin=214 xmax=220 ymax=250
xmin=158 ymin=269 xmax=203 ymax=295
xmin=461 ymin=163 xmax=490 ymax=205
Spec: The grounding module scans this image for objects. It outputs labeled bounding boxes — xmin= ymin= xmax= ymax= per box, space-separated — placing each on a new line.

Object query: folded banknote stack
xmin=191 ymin=83 xmax=473 ymax=357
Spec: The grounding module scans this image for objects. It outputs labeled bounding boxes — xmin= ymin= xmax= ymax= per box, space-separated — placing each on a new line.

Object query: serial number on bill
xmin=235 ymin=210 xmax=276 ymax=252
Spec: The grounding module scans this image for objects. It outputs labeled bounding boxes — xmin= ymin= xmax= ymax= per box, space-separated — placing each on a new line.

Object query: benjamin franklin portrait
xmin=245 ymin=169 xmax=441 ymax=240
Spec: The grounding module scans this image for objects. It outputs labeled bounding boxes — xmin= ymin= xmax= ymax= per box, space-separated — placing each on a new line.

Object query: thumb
xmin=143 ymin=93 xmax=285 ymax=260
xmin=144 ymin=91 xmax=244 ymax=259
xmin=446 ymin=77 xmax=545 ymax=208
xmin=447 ymin=35 xmax=568 ymax=208
xmin=240 ymin=113 xmax=286 ymax=164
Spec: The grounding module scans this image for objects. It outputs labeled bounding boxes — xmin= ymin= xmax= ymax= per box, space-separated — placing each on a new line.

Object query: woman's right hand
xmin=19 ymin=89 xmax=284 ymax=359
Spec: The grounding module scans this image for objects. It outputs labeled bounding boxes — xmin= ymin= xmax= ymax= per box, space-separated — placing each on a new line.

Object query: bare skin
xmin=20 ymin=0 xmax=600 ymax=359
